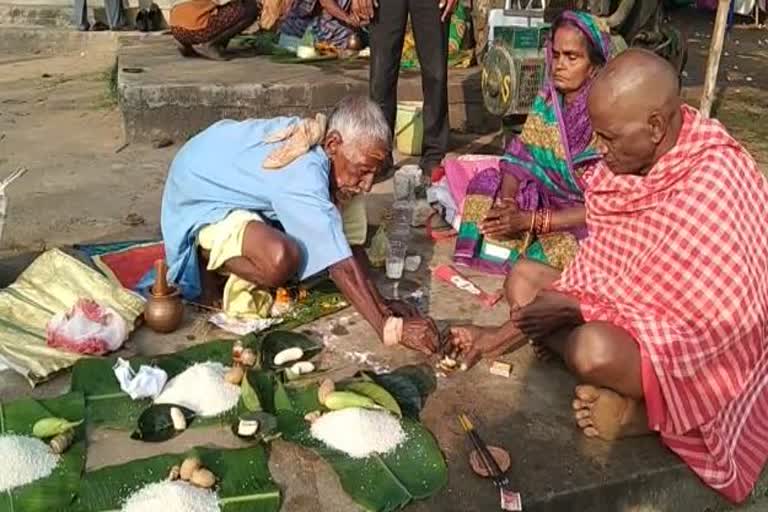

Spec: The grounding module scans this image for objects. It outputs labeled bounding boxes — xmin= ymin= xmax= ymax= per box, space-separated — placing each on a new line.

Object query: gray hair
xmin=327 ymin=96 xmax=391 ymax=150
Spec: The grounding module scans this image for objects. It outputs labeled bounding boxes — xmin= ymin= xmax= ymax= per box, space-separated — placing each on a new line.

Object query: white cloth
xmin=208 ymin=312 xmax=282 ymax=336
xmin=113 ymin=358 xmax=168 ymax=400
xmin=735 ymin=0 xmax=756 ymax=15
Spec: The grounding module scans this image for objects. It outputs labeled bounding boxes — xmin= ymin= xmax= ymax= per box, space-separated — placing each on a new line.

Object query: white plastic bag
xmin=46 ymin=299 xmax=129 ymax=355
xmin=113 ymin=358 xmax=167 ymax=400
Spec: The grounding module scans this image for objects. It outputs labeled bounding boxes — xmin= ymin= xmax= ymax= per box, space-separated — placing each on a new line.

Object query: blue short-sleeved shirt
xmin=160 ymin=117 xmax=352 ymax=300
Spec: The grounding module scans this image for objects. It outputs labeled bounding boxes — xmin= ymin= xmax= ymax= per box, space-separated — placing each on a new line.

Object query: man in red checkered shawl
xmin=451 ymin=49 xmax=768 ymax=502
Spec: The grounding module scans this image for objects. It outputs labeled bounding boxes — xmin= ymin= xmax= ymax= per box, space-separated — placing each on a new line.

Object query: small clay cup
xmin=144 ymin=287 xmax=184 ymax=333
xmin=468 ymin=446 xmax=511 ymax=477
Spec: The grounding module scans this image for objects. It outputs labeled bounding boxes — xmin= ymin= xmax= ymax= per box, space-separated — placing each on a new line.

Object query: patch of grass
xmin=99 ymin=60 xmax=119 ymax=108
xmin=716 ymin=87 xmax=768 ymax=173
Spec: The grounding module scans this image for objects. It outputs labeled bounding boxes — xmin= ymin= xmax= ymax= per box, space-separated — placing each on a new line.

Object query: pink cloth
xmin=443 ymin=155 xmax=501 ymax=215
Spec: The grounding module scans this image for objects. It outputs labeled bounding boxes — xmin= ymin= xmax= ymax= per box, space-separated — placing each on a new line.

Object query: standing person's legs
xmin=104 ymin=0 xmax=126 ymax=28
xmin=369 ymin=0 xmax=409 ymax=165
xmin=72 ymin=0 xmax=89 ymax=29
xmin=408 ymin=0 xmax=449 ymax=171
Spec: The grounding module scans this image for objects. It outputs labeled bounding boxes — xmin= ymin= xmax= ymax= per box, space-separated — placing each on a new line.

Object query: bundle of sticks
xmin=458 ymin=413 xmax=522 ymax=511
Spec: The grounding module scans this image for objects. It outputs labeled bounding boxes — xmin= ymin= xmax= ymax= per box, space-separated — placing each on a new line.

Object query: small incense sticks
xmin=459 ymin=413 xmax=522 ymax=511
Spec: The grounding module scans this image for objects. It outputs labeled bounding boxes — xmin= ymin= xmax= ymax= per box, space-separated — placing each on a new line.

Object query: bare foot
xmin=192 ymin=42 xmax=230 ymax=61
xmin=198 ymin=271 xmax=225 ymax=309
xmin=176 ymin=42 xmax=197 ymax=58
xmin=571 ymin=385 xmax=651 ymax=441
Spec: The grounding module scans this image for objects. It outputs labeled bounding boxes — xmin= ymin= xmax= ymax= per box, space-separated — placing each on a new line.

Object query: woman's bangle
xmin=543 ymin=209 xmax=552 ymax=234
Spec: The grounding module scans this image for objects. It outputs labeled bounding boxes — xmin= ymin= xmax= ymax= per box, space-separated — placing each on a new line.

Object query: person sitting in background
xmin=453 ymin=50 xmax=768 ymax=504
xmin=160 ymin=96 xmax=440 ymax=354
xmin=452 ymin=12 xmax=623 ymax=276
xmin=279 ymin=0 xmax=363 ymax=51
xmin=170 ymin=0 xmax=287 ymax=60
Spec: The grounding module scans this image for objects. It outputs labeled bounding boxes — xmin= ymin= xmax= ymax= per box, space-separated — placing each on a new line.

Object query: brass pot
xmin=144 ymin=287 xmax=184 ymax=334
xmin=347 ymin=33 xmax=363 ymax=51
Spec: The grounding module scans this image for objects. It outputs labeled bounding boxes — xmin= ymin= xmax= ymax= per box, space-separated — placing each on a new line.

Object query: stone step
xmin=0 ymin=1 xmax=172 ymax=30
xmin=116 ymin=37 xmax=501 ymax=144
xmin=0 ymin=24 xmax=127 ymax=53
xmin=0 ymin=3 xmax=77 ymax=27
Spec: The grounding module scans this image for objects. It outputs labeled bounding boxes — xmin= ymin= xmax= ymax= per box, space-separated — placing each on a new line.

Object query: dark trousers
xmin=369 ymin=0 xmax=450 ymax=170
xmin=72 ymin=0 xmax=125 ymax=28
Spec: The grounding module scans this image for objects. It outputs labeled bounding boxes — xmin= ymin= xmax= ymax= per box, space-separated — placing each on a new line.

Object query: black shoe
xmin=77 ymin=22 xmax=90 ymax=31
xmin=148 ymin=3 xmax=163 ymax=31
xmin=135 ymin=10 xmax=149 ymax=32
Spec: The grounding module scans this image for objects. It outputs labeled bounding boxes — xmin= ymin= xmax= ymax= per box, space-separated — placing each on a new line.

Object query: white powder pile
xmin=0 ymin=435 xmax=59 ymax=492
xmin=122 ymin=480 xmax=220 ymax=512
xmin=310 ymin=407 xmax=406 ymax=458
xmin=155 ymin=362 xmax=240 ymax=417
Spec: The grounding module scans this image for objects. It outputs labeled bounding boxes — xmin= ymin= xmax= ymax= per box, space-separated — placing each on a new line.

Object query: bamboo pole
xmin=699 ymin=0 xmax=731 ymax=118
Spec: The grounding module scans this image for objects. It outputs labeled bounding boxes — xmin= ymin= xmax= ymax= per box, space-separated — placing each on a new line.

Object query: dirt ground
xmin=0 ymin=8 xmax=767 ymax=252
xmin=0 ymin=10 xmax=767 ymax=254
xmin=1 ymin=7 xmax=768 ymax=511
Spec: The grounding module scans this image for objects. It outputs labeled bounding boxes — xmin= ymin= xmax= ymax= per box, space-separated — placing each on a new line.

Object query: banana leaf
xmin=362 ymin=365 xmax=437 ymax=419
xmin=71 ymin=339 xmax=237 ymax=429
xmin=70 ymin=331 xmax=321 ymax=431
xmin=131 ymin=404 xmax=196 ymax=442
xmin=258 ymin=331 xmax=322 ymax=370
xmin=280 ymin=287 xmax=348 ymax=328
xmin=0 ymin=392 xmax=86 ymax=512
xmin=70 ymin=445 xmax=280 ymax=512
xmin=271 ymin=380 xmax=447 ymax=512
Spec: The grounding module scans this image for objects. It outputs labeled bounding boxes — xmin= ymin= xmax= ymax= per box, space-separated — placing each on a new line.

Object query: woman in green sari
xmin=454 ymin=11 xmax=624 ymax=273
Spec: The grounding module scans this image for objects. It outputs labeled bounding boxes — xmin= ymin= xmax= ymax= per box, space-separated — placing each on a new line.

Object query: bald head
xmin=591 ymin=48 xmax=680 ymax=115
xmin=588 ymin=49 xmax=683 ymax=176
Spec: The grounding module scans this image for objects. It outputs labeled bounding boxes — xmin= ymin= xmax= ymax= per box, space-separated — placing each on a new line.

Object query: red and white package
xmin=432 ymin=264 xmax=502 ymax=308
xmin=46 ymin=299 xmax=129 ymax=355
xmin=500 ymin=488 xmax=522 ymax=511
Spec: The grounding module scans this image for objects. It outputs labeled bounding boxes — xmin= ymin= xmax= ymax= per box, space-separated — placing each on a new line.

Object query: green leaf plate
xmin=273 ymin=382 xmax=447 ymax=512
xmin=70 ymin=445 xmax=280 ymax=512
xmin=0 ymin=392 xmax=86 ymax=512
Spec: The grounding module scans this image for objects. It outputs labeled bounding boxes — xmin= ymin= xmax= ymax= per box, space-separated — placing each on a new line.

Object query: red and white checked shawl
xmin=554 ymin=105 xmax=768 ymax=502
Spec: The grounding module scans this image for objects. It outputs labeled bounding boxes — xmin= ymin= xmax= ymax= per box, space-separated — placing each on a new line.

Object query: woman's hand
xmin=480 ymin=199 xmax=533 ymax=239
xmin=345 ymin=12 xmax=364 ymax=27
xmin=351 ymin=0 xmax=376 ymax=23
xmin=438 ymin=0 xmax=457 ymax=21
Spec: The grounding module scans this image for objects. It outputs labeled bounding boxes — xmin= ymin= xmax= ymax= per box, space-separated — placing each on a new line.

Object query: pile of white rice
xmin=310 ymin=407 xmax=406 ymax=458
xmin=122 ymin=480 xmax=219 ymax=512
xmin=155 ymin=362 xmax=240 ymax=417
xmin=0 ymin=435 xmax=58 ymax=492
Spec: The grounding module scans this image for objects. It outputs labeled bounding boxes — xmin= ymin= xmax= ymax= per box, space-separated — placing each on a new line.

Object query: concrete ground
xmin=1 ymin=7 xmax=768 ymax=511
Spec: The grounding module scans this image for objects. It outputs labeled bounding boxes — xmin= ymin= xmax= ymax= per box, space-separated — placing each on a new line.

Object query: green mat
xmin=70 ymin=445 xmax=280 ymax=512
xmin=0 ymin=392 xmax=86 ymax=512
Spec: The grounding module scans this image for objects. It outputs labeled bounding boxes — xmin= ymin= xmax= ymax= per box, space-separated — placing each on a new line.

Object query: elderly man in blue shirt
xmin=160 ymin=96 xmax=439 ymax=354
